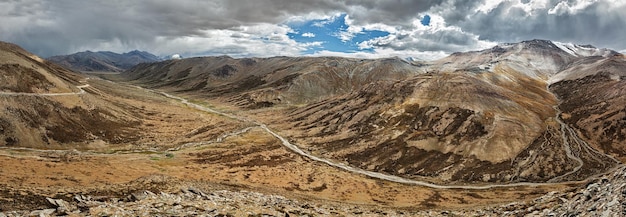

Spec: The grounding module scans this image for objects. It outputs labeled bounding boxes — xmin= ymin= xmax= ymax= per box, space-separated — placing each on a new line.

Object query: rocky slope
xmin=47 ymin=50 xmax=160 ymax=72
xmin=3 ymin=166 xmax=624 ymax=216
xmin=122 ymin=39 xmax=624 ymax=184
xmin=464 ymin=165 xmax=626 ymax=216
xmin=0 ymin=42 xmax=135 ymax=147
xmin=550 ymin=55 xmax=626 ymax=162
xmin=271 ymin=40 xmax=623 ymax=184
xmin=2 ymin=188 xmax=409 ymax=216
xmin=0 ymin=42 xmax=81 ymax=94
xmin=0 ymin=42 xmax=238 ymax=149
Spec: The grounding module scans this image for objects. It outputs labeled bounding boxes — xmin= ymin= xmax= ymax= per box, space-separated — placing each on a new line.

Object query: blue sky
xmin=287 ymin=14 xmax=390 ymax=55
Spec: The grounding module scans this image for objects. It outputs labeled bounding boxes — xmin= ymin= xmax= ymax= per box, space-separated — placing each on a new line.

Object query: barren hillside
xmin=124 ymin=40 xmax=624 ymax=185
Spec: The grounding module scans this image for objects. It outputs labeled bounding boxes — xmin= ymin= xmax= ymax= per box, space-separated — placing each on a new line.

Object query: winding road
xmin=548 ymin=88 xmax=621 ymax=182
xmin=156 ymin=90 xmax=615 ymax=190
xmin=551 ymin=104 xmax=585 ymax=181
xmin=2 ymin=80 xmax=618 ymax=189
xmin=0 ymin=84 xmax=89 ymax=96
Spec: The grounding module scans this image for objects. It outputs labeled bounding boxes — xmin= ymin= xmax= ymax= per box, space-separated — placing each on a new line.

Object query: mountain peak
xmin=47 ymin=50 xmax=161 ymax=72
xmin=551 ymin=41 xmax=616 ymax=57
xmin=494 ymin=39 xmax=616 ymax=58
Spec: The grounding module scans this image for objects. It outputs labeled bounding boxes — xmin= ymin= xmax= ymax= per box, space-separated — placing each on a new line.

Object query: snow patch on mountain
xmin=552 ymin=41 xmax=615 ymax=57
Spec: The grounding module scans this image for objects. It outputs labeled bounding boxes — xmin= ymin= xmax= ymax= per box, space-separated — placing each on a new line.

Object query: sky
xmin=1 ymin=0 xmax=625 ymax=60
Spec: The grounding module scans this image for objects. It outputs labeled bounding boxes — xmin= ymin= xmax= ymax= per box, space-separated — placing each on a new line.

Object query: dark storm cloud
xmin=430 ymin=0 xmax=486 ymax=23
xmin=0 ymin=0 xmax=485 ymax=57
xmin=343 ymin=0 xmax=447 ymax=26
xmin=354 ymin=0 xmax=626 ymax=53
xmin=0 ymin=0 xmax=347 ymax=57
xmin=364 ymin=28 xmax=485 ymax=52
xmin=450 ymin=0 xmax=626 ymax=51
xmin=0 ymin=0 xmax=624 ymax=58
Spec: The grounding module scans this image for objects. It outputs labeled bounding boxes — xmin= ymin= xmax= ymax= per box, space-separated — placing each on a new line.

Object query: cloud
xmin=147 ymin=23 xmax=310 ymax=57
xmin=451 ymin=0 xmax=626 ymax=51
xmin=0 ymin=0 xmax=624 ymax=58
xmin=310 ymin=48 xmax=449 ymax=60
xmin=548 ymin=0 xmax=598 ymax=15
xmin=302 ymin=32 xmax=316 ymax=38
xmin=0 ymin=0 xmax=346 ymax=57
xmin=355 ymin=14 xmax=496 ymax=55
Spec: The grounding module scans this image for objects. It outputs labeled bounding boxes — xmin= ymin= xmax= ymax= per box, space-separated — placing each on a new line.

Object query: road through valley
xmin=155 ymin=89 xmax=621 ymax=190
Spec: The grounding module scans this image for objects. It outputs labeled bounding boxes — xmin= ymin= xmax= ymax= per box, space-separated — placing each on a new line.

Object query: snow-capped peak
xmin=404 ymin=56 xmax=423 ymax=62
xmin=552 ymin=41 xmax=615 ymax=57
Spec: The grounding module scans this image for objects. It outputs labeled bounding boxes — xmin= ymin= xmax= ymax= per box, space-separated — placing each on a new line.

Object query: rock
xmin=129 ymin=192 xmax=146 ymax=202
xmin=586 ymin=183 xmax=599 ymax=191
xmin=46 ymin=197 xmax=76 ymax=215
xmin=129 ymin=190 xmax=155 ymax=202
xmin=187 ymin=187 xmax=208 ymax=197
xmin=28 ymin=209 xmax=55 ymax=217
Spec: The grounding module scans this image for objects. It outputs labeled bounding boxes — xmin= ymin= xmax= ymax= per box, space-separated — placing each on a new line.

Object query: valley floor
xmin=0 ymin=75 xmax=602 ymax=216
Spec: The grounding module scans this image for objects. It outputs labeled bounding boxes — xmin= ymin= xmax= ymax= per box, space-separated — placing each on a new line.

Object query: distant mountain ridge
xmin=0 ymin=41 xmax=141 ymax=147
xmin=47 ymin=50 xmax=161 ymax=72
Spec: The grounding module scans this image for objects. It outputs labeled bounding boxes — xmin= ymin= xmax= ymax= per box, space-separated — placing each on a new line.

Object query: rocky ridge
xmin=123 ymin=56 xmax=419 ymax=107
xmin=121 ymin=40 xmax=625 ymax=184
xmin=47 ymin=50 xmax=161 ymax=72
xmin=270 ymin=40 xmax=623 ymax=184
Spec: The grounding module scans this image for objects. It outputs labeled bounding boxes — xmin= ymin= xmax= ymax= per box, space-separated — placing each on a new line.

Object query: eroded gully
xmin=548 ymin=86 xmax=620 ymax=182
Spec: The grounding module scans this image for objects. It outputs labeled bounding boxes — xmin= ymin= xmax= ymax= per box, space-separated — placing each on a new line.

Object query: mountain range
xmin=47 ymin=50 xmax=161 ymax=72
xmin=123 ymin=39 xmax=625 ymax=184
xmin=0 ymin=42 xmax=239 ymax=150
xmin=0 ymin=39 xmax=624 ymax=214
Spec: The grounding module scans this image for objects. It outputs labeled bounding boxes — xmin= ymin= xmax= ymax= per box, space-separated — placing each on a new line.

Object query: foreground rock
xmin=460 ymin=165 xmax=626 ymax=216
xmin=2 ymin=166 xmax=624 ymax=216
xmin=1 ymin=188 xmax=413 ymax=216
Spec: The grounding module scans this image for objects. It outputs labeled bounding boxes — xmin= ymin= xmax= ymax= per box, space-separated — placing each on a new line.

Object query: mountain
xmin=0 ymin=42 xmax=139 ymax=147
xmin=0 ymin=42 xmax=235 ymax=149
xmin=47 ymin=50 xmax=161 ymax=72
xmin=275 ymin=40 xmax=623 ymax=184
xmin=1 ymin=39 xmax=624 ymax=214
xmin=549 ymin=55 xmax=626 ymax=162
xmin=0 ymin=42 xmax=82 ymax=94
xmin=123 ymin=56 xmax=421 ymax=107
xmin=123 ymin=39 xmax=624 ymax=185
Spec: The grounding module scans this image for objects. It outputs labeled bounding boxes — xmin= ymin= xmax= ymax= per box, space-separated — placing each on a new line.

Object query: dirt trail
xmin=551 ymin=104 xmax=585 ymax=180
xmin=0 ymin=84 xmax=89 ymax=96
xmin=548 ymin=86 xmax=620 ymax=182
